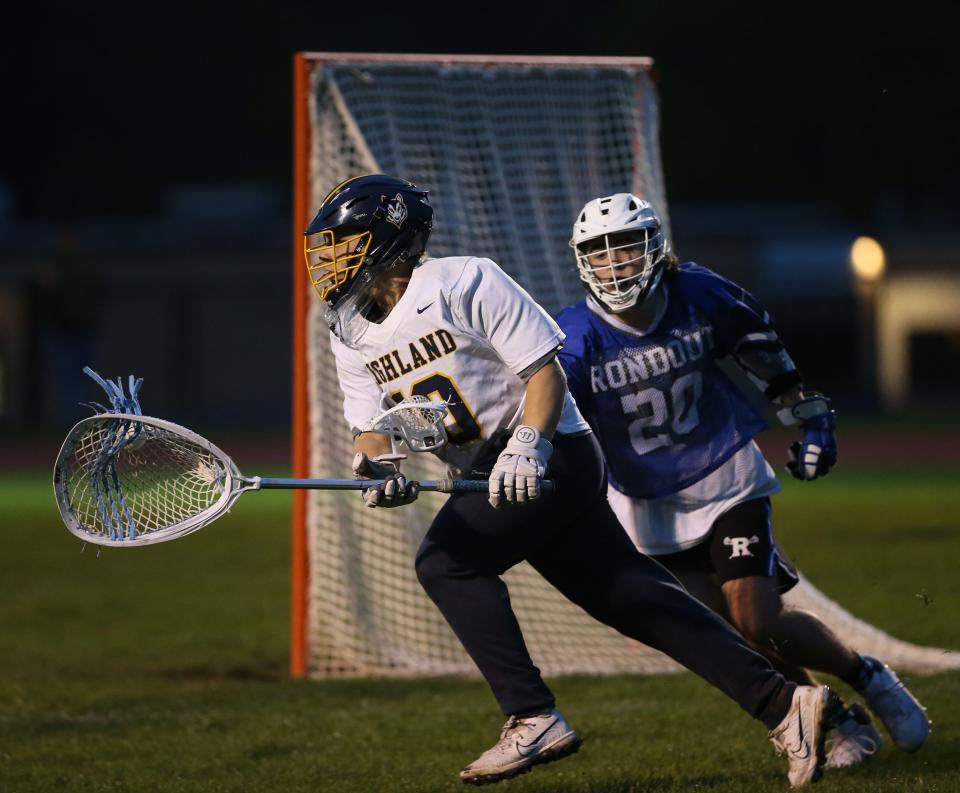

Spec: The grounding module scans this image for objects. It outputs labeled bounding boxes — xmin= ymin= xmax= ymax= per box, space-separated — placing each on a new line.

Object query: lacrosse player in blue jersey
xmin=557 ymin=193 xmax=930 ymax=770
xmin=306 ymin=174 xmax=852 ymax=788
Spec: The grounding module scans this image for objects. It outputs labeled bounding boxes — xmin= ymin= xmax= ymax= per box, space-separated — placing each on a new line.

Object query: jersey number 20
xmin=620 ymin=372 xmax=703 ymax=456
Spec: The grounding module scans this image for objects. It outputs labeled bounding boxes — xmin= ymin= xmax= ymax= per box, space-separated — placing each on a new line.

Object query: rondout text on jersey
xmin=589 ymin=325 xmax=715 ymax=392
xmin=363 ymin=329 xmax=458 ymax=385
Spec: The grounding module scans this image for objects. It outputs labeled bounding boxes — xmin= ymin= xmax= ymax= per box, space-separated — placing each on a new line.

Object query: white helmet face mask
xmin=570 ymin=194 xmax=669 ymax=313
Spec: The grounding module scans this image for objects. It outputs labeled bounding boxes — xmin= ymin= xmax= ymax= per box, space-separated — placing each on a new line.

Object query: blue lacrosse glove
xmin=782 ymin=394 xmax=838 ymax=481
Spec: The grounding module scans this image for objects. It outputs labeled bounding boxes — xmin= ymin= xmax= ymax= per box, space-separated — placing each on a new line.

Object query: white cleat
xmin=459 ymin=709 xmax=581 ymax=785
xmin=769 ymin=685 xmax=840 ymax=788
xmin=859 ymin=656 xmax=930 ymax=752
xmin=825 ymin=703 xmax=883 ymax=769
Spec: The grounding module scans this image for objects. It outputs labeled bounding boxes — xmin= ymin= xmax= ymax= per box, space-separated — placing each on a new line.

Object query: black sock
xmin=762 ymin=684 xmax=797 ymax=731
xmin=843 ymin=656 xmax=875 ymax=691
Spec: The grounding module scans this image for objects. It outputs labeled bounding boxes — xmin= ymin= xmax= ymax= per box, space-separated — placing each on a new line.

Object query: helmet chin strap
xmin=613 ymin=280 xmax=666 ymax=329
xmin=591 ymin=275 xmax=665 ymax=329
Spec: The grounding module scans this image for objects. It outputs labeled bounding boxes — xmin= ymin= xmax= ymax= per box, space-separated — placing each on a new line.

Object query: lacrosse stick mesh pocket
xmin=56 ymin=416 xmax=232 ymax=545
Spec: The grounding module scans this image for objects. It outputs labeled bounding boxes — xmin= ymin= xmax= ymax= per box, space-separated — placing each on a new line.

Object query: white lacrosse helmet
xmin=570 ymin=193 xmax=669 ymax=313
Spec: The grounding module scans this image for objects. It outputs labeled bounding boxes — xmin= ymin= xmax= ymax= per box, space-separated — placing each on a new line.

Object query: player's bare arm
xmin=519 ymin=358 xmax=566 ymax=439
xmin=354 ymin=429 xmax=393 ymax=459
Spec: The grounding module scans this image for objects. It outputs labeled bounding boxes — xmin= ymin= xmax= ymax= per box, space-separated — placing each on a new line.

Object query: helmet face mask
xmin=304 ymin=229 xmax=372 ymax=302
xmin=570 ymin=194 xmax=668 ymax=314
xmin=303 ymin=175 xmax=433 ymax=345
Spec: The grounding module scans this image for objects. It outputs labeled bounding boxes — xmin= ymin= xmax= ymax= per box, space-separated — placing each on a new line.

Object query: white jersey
xmin=331 ymin=256 xmax=590 ymax=474
xmin=607 ymin=440 xmax=781 ymax=555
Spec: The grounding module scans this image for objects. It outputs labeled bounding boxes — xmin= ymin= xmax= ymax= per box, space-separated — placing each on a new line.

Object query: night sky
xmin=4 ymin=1 xmax=959 ymax=224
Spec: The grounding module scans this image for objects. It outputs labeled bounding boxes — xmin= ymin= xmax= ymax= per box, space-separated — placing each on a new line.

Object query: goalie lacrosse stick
xmin=54 ymin=372 xmax=554 ymax=547
xmin=54 ymin=412 xmax=555 ymax=548
xmin=55 ymin=413 xmax=495 ymax=547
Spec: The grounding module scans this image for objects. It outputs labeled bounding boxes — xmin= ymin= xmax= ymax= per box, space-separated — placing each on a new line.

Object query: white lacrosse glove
xmin=488 ymin=425 xmax=553 ymax=508
xmin=352 ymin=453 xmax=419 ymax=508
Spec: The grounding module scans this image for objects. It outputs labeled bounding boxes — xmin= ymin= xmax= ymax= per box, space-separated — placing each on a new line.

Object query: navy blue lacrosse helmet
xmin=304 ymin=174 xmax=433 ymax=308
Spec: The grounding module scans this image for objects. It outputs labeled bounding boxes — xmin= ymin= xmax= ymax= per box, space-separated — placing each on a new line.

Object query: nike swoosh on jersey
xmin=515 ymin=718 xmax=558 ymax=757
xmin=416 ymin=302 xmax=435 ymax=314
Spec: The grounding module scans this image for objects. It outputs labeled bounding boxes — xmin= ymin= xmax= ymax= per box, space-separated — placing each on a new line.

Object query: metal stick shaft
xmin=256 ymin=477 xmax=554 ymax=494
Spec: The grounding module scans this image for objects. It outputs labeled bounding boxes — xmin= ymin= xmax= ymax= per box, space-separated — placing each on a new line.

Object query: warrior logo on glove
xmin=488 ymin=425 xmax=554 ymax=509
xmin=514 ymin=426 xmax=538 ymax=445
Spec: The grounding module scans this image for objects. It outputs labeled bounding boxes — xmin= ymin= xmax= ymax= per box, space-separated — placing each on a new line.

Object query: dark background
xmin=2 ymin=1 xmax=959 ymax=429
xmin=6 ymin=1 xmax=959 ymax=221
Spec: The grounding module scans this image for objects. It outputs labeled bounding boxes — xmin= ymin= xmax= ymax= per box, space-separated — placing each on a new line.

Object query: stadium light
xmin=850 ymin=236 xmax=886 ymax=282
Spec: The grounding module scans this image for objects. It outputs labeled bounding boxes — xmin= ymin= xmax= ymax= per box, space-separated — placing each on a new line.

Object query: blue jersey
xmin=558 ymin=263 xmax=788 ymax=499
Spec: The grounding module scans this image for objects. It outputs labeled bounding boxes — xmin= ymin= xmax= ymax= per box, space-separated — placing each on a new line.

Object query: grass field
xmin=2 ymin=466 xmax=959 ymax=792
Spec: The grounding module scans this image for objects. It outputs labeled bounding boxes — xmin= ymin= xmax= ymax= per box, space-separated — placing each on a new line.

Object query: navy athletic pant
xmin=414 ymin=431 xmax=794 ymax=729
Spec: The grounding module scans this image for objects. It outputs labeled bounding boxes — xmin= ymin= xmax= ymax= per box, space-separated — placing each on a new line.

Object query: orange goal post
xmin=289 ymin=52 xmax=960 ymax=680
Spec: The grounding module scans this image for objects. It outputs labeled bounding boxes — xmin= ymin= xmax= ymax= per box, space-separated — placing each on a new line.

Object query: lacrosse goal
xmin=290 ymin=52 xmax=959 ymax=679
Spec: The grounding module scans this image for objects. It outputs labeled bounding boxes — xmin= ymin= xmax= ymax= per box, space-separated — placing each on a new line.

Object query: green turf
xmin=2 ymin=468 xmax=959 ymax=792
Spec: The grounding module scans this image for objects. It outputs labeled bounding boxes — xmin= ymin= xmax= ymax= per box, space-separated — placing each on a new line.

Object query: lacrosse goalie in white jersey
xmin=305 ymin=174 xmax=849 ymax=788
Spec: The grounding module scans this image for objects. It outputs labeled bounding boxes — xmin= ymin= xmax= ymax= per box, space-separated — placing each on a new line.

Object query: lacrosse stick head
xmin=53 ymin=413 xmax=249 ymax=547
xmin=364 ymin=395 xmax=449 ymax=452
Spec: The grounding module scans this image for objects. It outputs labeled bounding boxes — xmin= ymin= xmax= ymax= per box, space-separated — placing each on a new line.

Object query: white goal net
xmin=291 ymin=52 xmax=959 ymax=679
